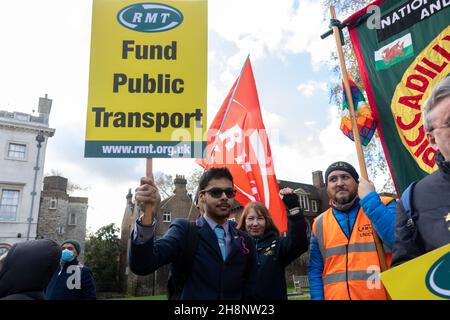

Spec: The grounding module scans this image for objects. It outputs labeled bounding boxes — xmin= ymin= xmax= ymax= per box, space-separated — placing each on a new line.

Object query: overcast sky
xmin=0 ymin=0 xmax=376 ymax=234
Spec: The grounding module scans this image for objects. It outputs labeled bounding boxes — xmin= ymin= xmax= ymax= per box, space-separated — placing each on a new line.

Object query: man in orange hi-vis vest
xmin=308 ymin=161 xmax=397 ymax=300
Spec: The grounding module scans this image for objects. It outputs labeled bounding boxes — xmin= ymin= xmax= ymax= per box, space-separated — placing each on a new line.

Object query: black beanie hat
xmin=325 ymin=161 xmax=359 ymax=184
xmin=62 ymin=239 xmax=81 ymax=255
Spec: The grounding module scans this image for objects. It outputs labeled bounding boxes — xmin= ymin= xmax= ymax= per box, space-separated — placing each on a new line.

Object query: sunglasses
xmin=200 ymin=187 xmax=236 ymax=199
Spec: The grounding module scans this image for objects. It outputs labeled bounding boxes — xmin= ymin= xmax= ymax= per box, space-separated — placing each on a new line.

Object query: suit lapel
xmin=197 ymin=216 xmax=223 ymax=260
xmin=226 ymin=225 xmax=244 ymax=261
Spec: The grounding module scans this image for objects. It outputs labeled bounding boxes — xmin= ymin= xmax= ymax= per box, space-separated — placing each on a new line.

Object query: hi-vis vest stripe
xmin=313 ymin=197 xmax=394 ymax=300
xmin=317 ymin=236 xmax=392 ymax=260
xmin=323 ymin=270 xmax=374 ymax=285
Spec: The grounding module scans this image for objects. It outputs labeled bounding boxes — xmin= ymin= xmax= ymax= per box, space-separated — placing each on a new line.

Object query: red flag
xmin=197 ymin=57 xmax=287 ymax=233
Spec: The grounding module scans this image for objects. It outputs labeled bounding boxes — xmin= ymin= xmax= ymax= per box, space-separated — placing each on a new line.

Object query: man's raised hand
xmin=135 ymin=177 xmax=161 ymax=225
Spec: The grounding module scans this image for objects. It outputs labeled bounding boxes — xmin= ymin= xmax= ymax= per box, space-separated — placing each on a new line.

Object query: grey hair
xmin=422 ymin=76 xmax=450 ymax=132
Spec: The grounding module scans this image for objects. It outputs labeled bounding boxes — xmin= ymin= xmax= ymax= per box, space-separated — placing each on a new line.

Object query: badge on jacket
xmin=263 ymin=240 xmax=277 ymax=256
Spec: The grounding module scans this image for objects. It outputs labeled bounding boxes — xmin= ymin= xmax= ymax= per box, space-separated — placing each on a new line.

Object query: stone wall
xmin=37 ymin=176 xmax=88 ymax=262
xmin=65 ymin=198 xmax=88 ymax=261
xmin=37 ymin=190 xmax=69 ymax=243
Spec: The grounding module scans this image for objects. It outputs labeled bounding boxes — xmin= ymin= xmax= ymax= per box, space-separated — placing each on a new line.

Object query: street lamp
xmin=26 ymin=132 xmax=45 ymax=241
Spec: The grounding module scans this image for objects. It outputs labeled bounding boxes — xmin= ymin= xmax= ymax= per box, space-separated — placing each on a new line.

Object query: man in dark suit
xmin=129 ymin=167 xmax=257 ymax=300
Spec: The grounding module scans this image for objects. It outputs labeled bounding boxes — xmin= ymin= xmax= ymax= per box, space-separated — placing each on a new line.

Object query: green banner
xmin=346 ymin=0 xmax=450 ymax=194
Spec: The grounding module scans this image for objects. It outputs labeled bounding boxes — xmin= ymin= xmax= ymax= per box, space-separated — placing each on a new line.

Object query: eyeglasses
xmin=200 ymin=187 xmax=236 ymax=199
xmin=430 ymin=121 xmax=450 ymax=132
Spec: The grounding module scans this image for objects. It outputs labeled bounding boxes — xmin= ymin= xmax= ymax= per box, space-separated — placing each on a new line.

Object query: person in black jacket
xmin=0 ymin=239 xmax=61 ymax=300
xmin=237 ymin=188 xmax=308 ymax=300
xmin=392 ymin=76 xmax=450 ymax=266
xmin=46 ymin=239 xmax=96 ymax=300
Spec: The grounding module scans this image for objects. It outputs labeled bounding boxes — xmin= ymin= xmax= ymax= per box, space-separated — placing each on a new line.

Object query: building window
xmin=68 ymin=213 xmax=76 ymax=226
xmin=14 ymin=113 xmax=30 ymax=122
xmin=163 ymin=211 xmax=171 ymax=222
xmin=0 ymin=189 xmax=20 ymax=221
xmin=311 ymin=200 xmax=318 ymax=212
xmin=299 ymin=195 xmax=310 ymax=211
xmin=49 ymin=198 xmax=57 ymax=209
xmin=57 ymin=226 xmax=65 ymax=235
xmin=7 ymin=143 xmax=26 ymax=160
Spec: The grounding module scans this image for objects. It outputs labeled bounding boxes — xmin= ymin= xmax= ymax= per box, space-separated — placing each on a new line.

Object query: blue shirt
xmin=202 ymin=214 xmax=232 ymax=256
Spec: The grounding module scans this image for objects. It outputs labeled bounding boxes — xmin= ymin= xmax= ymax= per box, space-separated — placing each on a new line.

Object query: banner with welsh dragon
xmin=345 ymin=0 xmax=450 ymax=194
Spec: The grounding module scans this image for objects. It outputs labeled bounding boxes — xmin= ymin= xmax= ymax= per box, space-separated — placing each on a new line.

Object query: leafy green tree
xmin=85 ymin=223 xmax=123 ymax=292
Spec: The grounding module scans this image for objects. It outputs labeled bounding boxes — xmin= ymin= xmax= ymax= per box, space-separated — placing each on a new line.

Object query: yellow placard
xmin=85 ymin=0 xmax=207 ymax=158
xmin=380 ymin=244 xmax=450 ymax=300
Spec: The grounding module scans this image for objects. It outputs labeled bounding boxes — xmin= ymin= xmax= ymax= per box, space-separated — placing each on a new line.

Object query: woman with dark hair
xmin=237 ymin=189 xmax=309 ymax=300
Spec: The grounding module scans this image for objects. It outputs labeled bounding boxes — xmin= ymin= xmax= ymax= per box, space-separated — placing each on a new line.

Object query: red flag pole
xmin=329 ymin=5 xmax=388 ymax=273
xmin=205 ymin=55 xmax=250 ymax=167
xmin=191 ymin=57 xmax=251 ymax=218
xmin=196 ymin=56 xmax=287 ymax=231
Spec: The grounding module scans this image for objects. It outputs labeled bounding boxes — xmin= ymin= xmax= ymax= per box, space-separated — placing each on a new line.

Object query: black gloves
xmin=282 ymin=193 xmax=300 ymax=210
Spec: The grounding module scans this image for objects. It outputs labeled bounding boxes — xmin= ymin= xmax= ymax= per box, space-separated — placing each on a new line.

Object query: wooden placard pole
xmin=141 ymin=158 xmax=155 ymax=225
xmin=146 ymin=158 xmax=153 ymax=179
xmin=329 ymin=5 xmax=388 ymax=273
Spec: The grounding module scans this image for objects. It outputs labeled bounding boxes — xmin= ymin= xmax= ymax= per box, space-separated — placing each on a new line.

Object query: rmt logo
xmin=117 ymin=3 xmax=183 ymax=33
